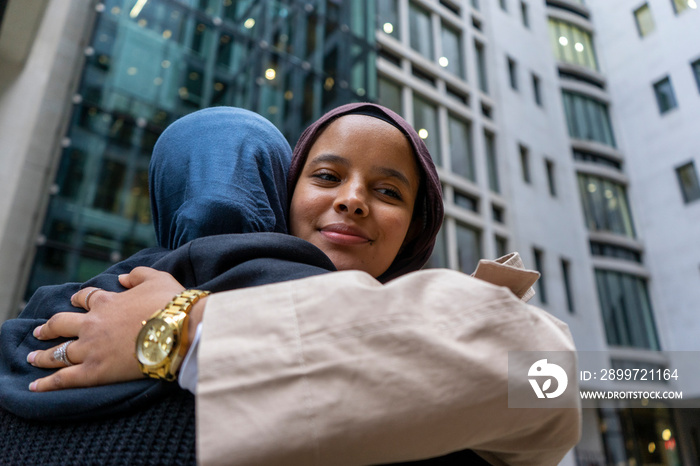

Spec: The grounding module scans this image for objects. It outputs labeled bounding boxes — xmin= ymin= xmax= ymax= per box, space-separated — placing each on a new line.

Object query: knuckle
xmin=51 ymin=374 xmax=64 ymax=389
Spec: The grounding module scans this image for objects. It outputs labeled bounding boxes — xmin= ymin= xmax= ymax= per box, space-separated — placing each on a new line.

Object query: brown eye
xmin=312 ymin=171 xmax=340 ymax=182
xmin=377 ymin=187 xmax=403 ymax=200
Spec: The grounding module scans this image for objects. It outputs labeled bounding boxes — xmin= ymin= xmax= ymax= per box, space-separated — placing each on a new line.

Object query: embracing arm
xmin=196 ymin=269 xmax=581 ymax=466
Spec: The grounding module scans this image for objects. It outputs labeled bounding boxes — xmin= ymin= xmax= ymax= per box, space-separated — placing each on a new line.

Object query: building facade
xmin=1 ymin=0 xmax=699 ymax=464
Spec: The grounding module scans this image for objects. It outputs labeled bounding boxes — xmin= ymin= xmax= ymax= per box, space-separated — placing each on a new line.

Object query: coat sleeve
xmin=196 ymin=269 xmax=581 ymax=466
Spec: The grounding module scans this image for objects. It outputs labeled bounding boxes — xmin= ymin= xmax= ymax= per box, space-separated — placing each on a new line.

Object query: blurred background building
xmin=0 ymin=0 xmax=698 ymax=464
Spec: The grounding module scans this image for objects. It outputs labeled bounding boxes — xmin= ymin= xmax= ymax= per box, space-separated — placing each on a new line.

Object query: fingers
xmin=27 ymin=339 xmax=81 ymax=369
xmin=29 ymin=365 xmax=88 ymax=392
xmin=33 ymin=312 xmax=84 ymax=340
xmin=71 ymin=287 xmax=108 ymax=311
xmin=118 ymin=266 xmax=163 ymax=289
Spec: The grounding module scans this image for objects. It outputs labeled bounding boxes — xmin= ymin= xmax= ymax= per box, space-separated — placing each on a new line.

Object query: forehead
xmin=310 ymin=115 xmax=416 ymax=162
xmin=308 ymin=115 xmax=420 ymax=182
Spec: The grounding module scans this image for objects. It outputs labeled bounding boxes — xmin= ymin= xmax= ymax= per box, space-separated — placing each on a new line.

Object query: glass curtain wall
xmin=25 ymin=0 xmax=376 ymax=299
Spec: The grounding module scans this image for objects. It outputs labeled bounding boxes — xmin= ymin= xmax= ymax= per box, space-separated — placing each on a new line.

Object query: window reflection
xmin=456 ymin=222 xmax=481 ymax=274
xmin=377 ymin=0 xmax=399 ymax=39
xmin=595 ymin=270 xmax=659 ymax=350
xmin=562 ymin=91 xmax=616 ymax=147
xmin=448 ymin=115 xmax=474 ymax=181
xmin=440 ymin=23 xmax=464 ymax=78
xmin=409 ymin=2 xmax=434 ymax=59
xmin=578 ymin=174 xmax=635 ymax=237
xmin=413 ymin=95 xmax=441 ymax=166
xmin=378 ymin=77 xmax=402 ymax=113
xmin=549 ymin=18 xmax=598 ymax=71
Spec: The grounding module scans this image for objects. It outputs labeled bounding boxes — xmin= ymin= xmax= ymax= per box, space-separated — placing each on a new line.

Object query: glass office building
xmin=26 ymin=0 xmax=377 ymax=296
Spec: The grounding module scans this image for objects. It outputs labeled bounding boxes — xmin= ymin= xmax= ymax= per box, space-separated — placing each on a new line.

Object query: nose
xmin=334 ymin=182 xmax=369 ymax=217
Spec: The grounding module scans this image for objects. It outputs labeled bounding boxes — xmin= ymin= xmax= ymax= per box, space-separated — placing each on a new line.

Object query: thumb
xmin=118 ymin=266 xmax=161 ymax=289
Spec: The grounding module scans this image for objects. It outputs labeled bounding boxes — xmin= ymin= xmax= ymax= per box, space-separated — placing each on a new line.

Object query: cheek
xmin=289 ymin=189 xmax=330 ymax=235
xmin=380 ymin=208 xmax=414 ymax=241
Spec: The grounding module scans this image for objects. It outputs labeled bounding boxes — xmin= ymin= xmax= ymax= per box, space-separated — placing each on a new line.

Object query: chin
xmin=329 ymin=257 xmax=377 ymax=277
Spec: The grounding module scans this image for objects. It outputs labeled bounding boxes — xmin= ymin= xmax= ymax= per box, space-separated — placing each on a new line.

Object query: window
xmin=590 ymin=242 xmax=642 ymax=262
xmin=440 ymin=23 xmax=465 ymax=78
xmin=595 ymin=270 xmax=659 ymax=350
xmin=653 ymin=77 xmax=678 ymax=114
xmin=573 ymin=149 xmax=622 ymax=170
xmin=492 ymin=204 xmax=504 ymax=223
xmin=600 ymin=407 xmax=682 ymax=466
xmin=471 ymin=0 xmax=480 ymax=10
xmin=545 ymin=159 xmax=556 ymax=196
xmin=378 ymin=77 xmax=402 ymax=114
xmin=426 ymin=227 xmax=447 ymax=268
xmin=495 ymin=235 xmax=508 ymax=257
xmin=671 ymin=0 xmax=695 ymax=14
xmin=507 ymin=56 xmax=518 ymax=90
xmin=561 ymin=91 xmax=616 ymax=147
xmin=578 ymin=174 xmax=636 ymax=237
xmin=634 ymin=4 xmax=655 ymax=37
xmin=485 ymin=131 xmax=500 ymax=193
xmin=692 ymin=58 xmax=700 ymax=92
xmin=474 ymin=40 xmax=488 ymax=94
xmin=413 ymin=95 xmax=441 ymax=165
xmin=520 ymin=1 xmax=529 ymax=28
xmin=409 ymin=2 xmax=434 ymax=60
xmin=533 ymin=248 xmax=547 ymax=303
xmin=532 ymin=72 xmax=542 ymax=106
xmin=519 ymin=144 xmax=531 ymax=183
xmin=676 ymin=161 xmax=700 ymax=203
xmin=455 ymin=191 xmax=478 ymax=212
xmin=377 ymin=0 xmax=400 ymax=38
xmin=448 ymin=115 xmax=475 ymax=181
xmin=548 ymin=19 xmax=598 ymax=71
xmin=500 ymin=0 xmax=508 ymax=11
xmin=457 ymin=222 xmax=481 ymax=274
xmin=561 ymin=259 xmax=574 ymax=313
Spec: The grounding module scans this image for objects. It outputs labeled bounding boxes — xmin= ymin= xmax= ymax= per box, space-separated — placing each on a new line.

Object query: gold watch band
xmin=136 ymin=289 xmax=211 ymax=381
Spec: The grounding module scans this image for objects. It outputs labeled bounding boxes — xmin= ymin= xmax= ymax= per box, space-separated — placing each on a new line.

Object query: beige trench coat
xmin=196 ymin=256 xmax=580 ymax=465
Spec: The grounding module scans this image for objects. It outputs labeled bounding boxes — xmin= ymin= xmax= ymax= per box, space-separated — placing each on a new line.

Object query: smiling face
xmin=289 ymin=115 xmax=421 ymax=278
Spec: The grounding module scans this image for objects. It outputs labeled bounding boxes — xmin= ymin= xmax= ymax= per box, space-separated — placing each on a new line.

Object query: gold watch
xmin=135 ymin=289 xmax=210 ymax=381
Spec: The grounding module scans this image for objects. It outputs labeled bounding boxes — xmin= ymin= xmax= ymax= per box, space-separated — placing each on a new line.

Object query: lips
xmin=319 ymin=223 xmax=372 ymax=245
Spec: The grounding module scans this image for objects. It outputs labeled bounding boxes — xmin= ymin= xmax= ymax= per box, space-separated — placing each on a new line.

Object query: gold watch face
xmin=136 ymin=317 xmax=177 ymax=366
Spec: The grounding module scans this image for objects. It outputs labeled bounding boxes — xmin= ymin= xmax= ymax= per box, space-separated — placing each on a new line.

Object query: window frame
xmin=532 ymin=72 xmax=542 ymax=106
xmin=507 ymin=56 xmax=518 ymax=90
xmin=691 ymin=57 xmax=700 ymax=93
xmin=633 ymin=3 xmax=655 ymax=38
xmin=652 ymin=76 xmax=678 ymax=114
xmin=520 ymin=1 xmax=529 ymax=29
xmin=519 ymin=143 xmax=531 ymax=184
xmin=675 ymin=161 xmax=700 ymax=204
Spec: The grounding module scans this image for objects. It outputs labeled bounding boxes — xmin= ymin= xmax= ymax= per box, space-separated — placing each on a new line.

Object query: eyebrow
xmin=307 ymin=153 xmax=414 ymax=188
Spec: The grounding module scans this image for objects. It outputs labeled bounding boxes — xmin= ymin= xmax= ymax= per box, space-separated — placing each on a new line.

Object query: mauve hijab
xmin=288 ymin=103 xmax=444 ymax=282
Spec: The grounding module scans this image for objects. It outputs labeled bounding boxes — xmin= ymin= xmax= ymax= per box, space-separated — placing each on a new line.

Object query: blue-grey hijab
xmin=150 ymin=106 xmax=292 ymax=248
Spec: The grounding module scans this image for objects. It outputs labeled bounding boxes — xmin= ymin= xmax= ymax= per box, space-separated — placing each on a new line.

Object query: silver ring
xmin=84 ymin=288 xmax=101 ymax=311
xmin=53 ymin=340 xmax=76 ymax=366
